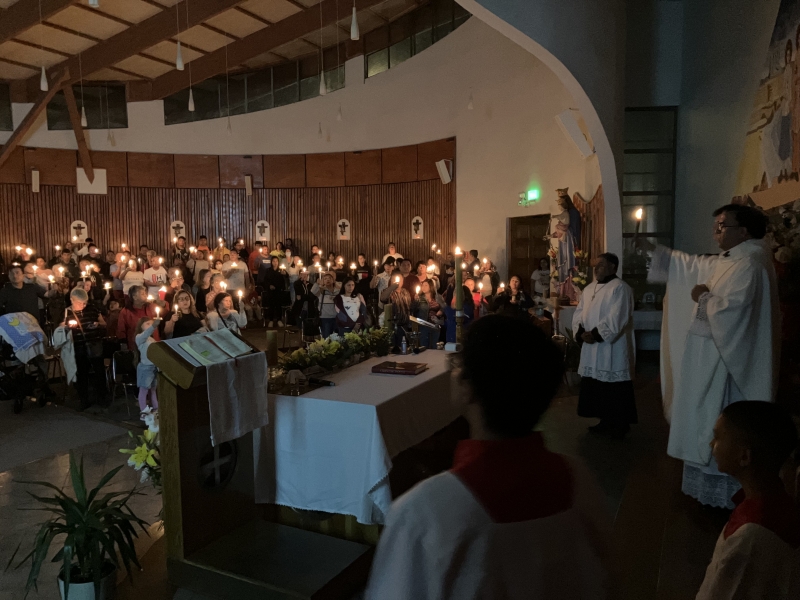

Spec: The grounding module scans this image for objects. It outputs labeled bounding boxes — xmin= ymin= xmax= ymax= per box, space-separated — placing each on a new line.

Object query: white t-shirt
xmin=121 ymin=271 xmax=145 ymax=295
xmin=381 ymin=252 xmax=403 ymax=264
xmin=222 ymin=261 xmax=246 ymax=292
xmin=143 ymin=267 xmax=169 ymax=290
xmin=531 ymin=269 xmax=550 ymax=295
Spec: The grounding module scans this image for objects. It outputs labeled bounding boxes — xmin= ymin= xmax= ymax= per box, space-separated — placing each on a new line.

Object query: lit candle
xmin=55 ymin=245 xmax=61 ymax=252
xmin=373 ymin=260 xmax=378 ymax=266
xmin=297 ymin=259 xmax=303 ymax=266
xmin=14 ymin=245 xmax=21 ymax=252
xmin=415 ymin=285 xmax=421 ymax=296
xmin=461 ymin=262 xmax=467 ymax=270
xmin=327 ymin=261 xmax=331 ymax=269
xmin=172 ymin=237 xmax=177 ymax=244
xmin=279 ymin=264 xmax=286 ymax=270
xmin=258 ymin=247 xmax=262 ymax=253
xmin=634 ymin=207 xmax=644 ymax=241
xmin=189 ymin=246 xmax=195 ymax=253
xmin=237 ymin=290 xmax=243 ymax=300
xmin=68 ymin=319 xmax=77 ymax=327
xmin=174 ymin=303 xmax=179 ymax=314
xmin=72 ymin=236 xmax=77 ymax=241
xmin=338 ymin=258 xmax=343 ymax=265
xmin=25 ymin=248 xmax=33 ymax=256
xmin=32 ymin=265 xmax=38 ymax=272
xmin=129 ymin=260 xmax=135 ymax=268
xmin=427 ymin=264 xmax=434 ymax=273
xmin=436 ymin=249 xmax=441 ymax=255
xmin=104 ymin=282 xmax=111 ymax=290
xmin=155 ymin=306 xmax=160 ymax=317
xmin=58 ymin=266 xmax=65 ymax=275
xmin=239 ymin=239 xmax=244 ymax=245
xmin=218 ymin=237 xmax=223 ymax=243
xmin=158 ymin=257 xmax=163 ymax=264
xmin=395 ymin=276 xmax=400 ymax=284
xmin=121 ymin=243 xmax=127 ymax=250
xmin=431 ymin=243 xmax=437 ymax=250
xmin=48 ymin=275 xmax=54 ymax=283
xmin=231 ymin=262 xmax=238 ymax=268
xmin=500 ymin=282 xmax=505 ymax=290
xmin=147 ymin=294 xmax=154 ymax=301
xmin=350 ymin=262 xmax=356 ymax=271
xmin=482 ymin=257 xmax=487 ymax=265
xmin=454 ymin=247 xmax=464 ymax=319
xmin=174 ymin=269 xmax=180 ymax=277
xmin=221 ymin=282 xmax=228 ymax=291
xmin=302 ymin=267 xmax=307 ymax=273
xmin=473 ymin=264 xmax=479 ymax=272
xmin=478 ymin=282 xmax=484 ymax=291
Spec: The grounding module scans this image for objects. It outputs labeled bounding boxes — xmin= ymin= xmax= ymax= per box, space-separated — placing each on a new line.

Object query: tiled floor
xmin=0 ymin=350 xmax=727 ymax=600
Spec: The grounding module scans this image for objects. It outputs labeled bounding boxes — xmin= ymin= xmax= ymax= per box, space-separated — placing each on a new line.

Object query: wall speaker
xmin=31 ymin=168 xmax=40 ymax=193
xmin=245 ymin=174 xmax=253 ymax=197
xmin=555 ymin=109 xmax=594 ymax=158
xmin=435 ymin=159 xmax=453 ymax=184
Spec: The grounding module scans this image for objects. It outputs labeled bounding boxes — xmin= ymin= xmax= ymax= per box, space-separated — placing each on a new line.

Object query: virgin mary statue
xmin=549 ymin=188 xmax=582 ymax=299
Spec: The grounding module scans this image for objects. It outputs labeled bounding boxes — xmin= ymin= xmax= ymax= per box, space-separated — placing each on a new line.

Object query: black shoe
xmin=588 ymin=420 xmax=613 ymax=434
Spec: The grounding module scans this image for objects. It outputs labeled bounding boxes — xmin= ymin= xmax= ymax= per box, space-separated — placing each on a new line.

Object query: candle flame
xmin=155 ymin=307 xmax=160 ymax=316
xmin=147 ymin=295 xmax=154 ymax=301
xmin=350 ymin=263 xmax=356 ymax=269
xmin=455 ymin=246 xmax=461 ymax=255
xmin=482 ymin=258 xmax=487 ymax=264
xmin=395 ymin=276 xmax=400 ymax=283
xmin=461 ymin=262 xmax=467 ymax=269
xmin=415 ymin=285 xmax=421 ymax=294
xmin=478 ymin=282 xmax=484 ymax=289
xmin=159 ymin=286 xmax=167 ymax=292
xmin=635 ymin=208 xmax=643 ymax=220
xmin=237 ymin=290 xmax=243 ymax=297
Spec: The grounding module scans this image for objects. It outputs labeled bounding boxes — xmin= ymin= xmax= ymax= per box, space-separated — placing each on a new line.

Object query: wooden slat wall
xmin=0 ymin=180 xmax=455 ymax=266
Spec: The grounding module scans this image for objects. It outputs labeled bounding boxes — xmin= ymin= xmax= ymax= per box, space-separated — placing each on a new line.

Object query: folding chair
xmin=111 ymin=350 xmax=138 ymax=417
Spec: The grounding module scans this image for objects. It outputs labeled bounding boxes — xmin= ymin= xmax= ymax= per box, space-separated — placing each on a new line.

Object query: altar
xmin=254 ymin=351 xmax=460 ymax=525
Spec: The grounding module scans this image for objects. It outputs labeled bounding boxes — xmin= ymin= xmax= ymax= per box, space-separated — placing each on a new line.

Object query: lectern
xmin=149 ymin=336 xmax=373 ymax=600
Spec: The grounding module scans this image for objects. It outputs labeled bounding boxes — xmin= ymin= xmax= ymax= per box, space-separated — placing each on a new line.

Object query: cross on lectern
xmin=172 ymin=223 xmax=184 ymax=237
xmin=338 ymin=221 xmax=348 ymax=236
xmin=257 ymin=222 xmax=269 ymax=237
xmin=199 ymin=442 xmax=237 ymax=488
xmin=72 ymin=223 xmax=85 ymax=238
xmin=412 ymin=218 xmax=422 ymax=234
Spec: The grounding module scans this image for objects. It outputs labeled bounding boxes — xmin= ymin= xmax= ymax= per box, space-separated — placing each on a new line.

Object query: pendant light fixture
xmin=318 ymin=122 xmax=323 ymax=139
xmin=318 ymin=0 xmax=326 ymax=96
xmin=225 ymin=42 xmax=232 ymax=134
xmin=88 ymin=0 xmax=99 ymax=7
xmin=186 ymin=0 xmax=194 ymax=111
xmin=337 ymin=105 xmax=342 ymax=122
xmin=175 ymin=4 xmax=184 ymax=70
xmin=79 ymin=53 xmax=87 ymax=128
xmin=351 ymin=1 xmax=360 ymax=41
xmin=38 ymin=0 xmax=47 ymax=91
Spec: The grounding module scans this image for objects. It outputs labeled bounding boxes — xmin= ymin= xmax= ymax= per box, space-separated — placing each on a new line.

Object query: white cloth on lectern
xmin=206 ymin=352 xmax=268 ymax=446
xmin=648 ymin=239 xmax=779 ymax=466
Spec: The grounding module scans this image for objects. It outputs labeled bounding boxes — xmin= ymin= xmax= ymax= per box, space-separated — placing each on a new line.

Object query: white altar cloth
xmin=253 ymin=351 xmax=460 ymax=525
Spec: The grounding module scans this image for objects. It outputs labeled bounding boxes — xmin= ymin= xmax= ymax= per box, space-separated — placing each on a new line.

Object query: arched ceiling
xmin=0 ymin=0 xmax=422 ymax=102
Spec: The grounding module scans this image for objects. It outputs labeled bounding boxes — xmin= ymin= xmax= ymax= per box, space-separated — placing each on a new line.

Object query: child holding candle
xmin=134 ymin=316 xmax=161 ymax=416
xmin=164 ymin=290 xmax=206 ymax=338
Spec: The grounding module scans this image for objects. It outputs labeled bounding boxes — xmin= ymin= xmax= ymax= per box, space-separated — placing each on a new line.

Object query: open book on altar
xmin=178 ymin=329 xmax=254 ymax=366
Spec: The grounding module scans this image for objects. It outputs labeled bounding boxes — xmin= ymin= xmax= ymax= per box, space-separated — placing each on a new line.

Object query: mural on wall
xmin=735 ymin=0 xmax=800 ymax=405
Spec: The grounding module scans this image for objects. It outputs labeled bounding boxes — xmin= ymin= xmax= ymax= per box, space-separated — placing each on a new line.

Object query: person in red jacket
xmin=117 ymin=285 xmax=160 ymax=350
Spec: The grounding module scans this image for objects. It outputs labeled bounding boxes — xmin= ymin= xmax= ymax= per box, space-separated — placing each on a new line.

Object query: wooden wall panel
xmin=0 ymin=181 xmax=456 ymax=271
xmin=417 ymin=138 xmax=455 ymax=181
xmin=345 ymin=150 xmax=382 ymax=186
xmin=24 ymin=148 xmax=77 ymax=186
xmin=382 ymin=145 xmax=418 ymax=183
xmin=306 ymin=153 xmax=345 ymax=188
xmin=0 ymin=147 xmax=25 ymax=184
xmin=86 ymin=151 xmax=128 ymax=187
xmin=174 ymin=155 xmax=220 ymax=189
xmin=263 ymin=155 xmax=305 ymax=188
xmin=128 ymin=153 xmax=175 ymax=188
xmin=219 ymin=155 xmax=264 ymax=189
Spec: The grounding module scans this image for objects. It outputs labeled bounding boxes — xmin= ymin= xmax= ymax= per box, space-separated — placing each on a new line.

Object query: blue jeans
xmin=320 ymin=318 xmax=336 ymax=338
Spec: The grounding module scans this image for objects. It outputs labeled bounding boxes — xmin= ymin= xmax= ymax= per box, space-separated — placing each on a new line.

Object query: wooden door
xmin=507 ymin=215 xmax=550 ymax=294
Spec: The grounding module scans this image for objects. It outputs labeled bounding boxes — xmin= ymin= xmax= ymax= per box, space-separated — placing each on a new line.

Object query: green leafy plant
xmin=6 ymin=452 xmax=149 ymax=599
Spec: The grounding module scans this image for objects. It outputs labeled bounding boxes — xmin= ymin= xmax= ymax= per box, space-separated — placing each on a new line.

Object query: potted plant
xmin=6 ymin=452 xmax=149 ymax=600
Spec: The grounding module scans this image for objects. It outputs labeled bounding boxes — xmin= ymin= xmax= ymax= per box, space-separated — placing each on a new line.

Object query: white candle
xmin=158 ymin=257 xmax=163 ymax=264
xmin=104 ymin=282 xmax=111 ymax=290
xmin=221 ymin=282 xmax=228 ymax=290
xmin=189 ymin=246 xmax=195 ymax=253
xmin=25 ymin=248 xmax=33 ymax=255
xmin=172 ymin=237 xmax=177 ymax=243
xmin=147 ymin=294 xmax=154 ymax=301
xmin=174 ymin=303 xmax=179 ymax=314
xmin=155 ymin=306 xmax=160 ymax=317
xmin=237 ymin=290 xmax=243 ymax=299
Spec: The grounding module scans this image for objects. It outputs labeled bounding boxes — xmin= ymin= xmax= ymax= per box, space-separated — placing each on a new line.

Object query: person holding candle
xmin=211 ymin=238 xmax=230 ymax=262
xmin=258 ymin=255 xmax=287 ymax=328
xmin=354 ymin=254 xmax=372 ymax=299
xmin=143 ymin=254 xmax=168 ymax=296
xmin=164 ymin=290 xmax=206 ymax=339
xmin=289 ymin=269 xmax=318 ymax=332
xmin=118 ymin=256 xmax=145 ymax=297
xmin=426 ymin=256 xmax=441 ymax=276
xmin=187 ymin=248 xmax=210 ymax=283
xmin=134 ymin=315 xmax=161 ymax=415
xmin=284 ymin=249 xmax=301 ymax=303
xmin=195 ymin=235 xmax=210 ymax=254
xmin=53 ymin=248 xmax=79 ymax=282
xmin=369 ymin=257 xmax=396 ymax=311
xmin=312 ymin=271 xmax=341 ymax=338
xmin=223 ymin=249 xmax=247 ymax=292
xmin=204 ymin=273 xmax=227 ymax=313
xmin=206 ymin=292 xmax=248 ymax=334
xmin=164 ymin=270 xmax=192 ymax=307
xmin=193 ymin=269 xmax=212 ymax=312
xmin=63 ymin=287 xmax=109 ymax=410
xmin=397 ymin=259 xmax=420 ymax=293
xmin=269 ymin=241 xmax=286 ymax=259
xmin=491 ymin=275 xmax=533 ymax=319
xmin=117 ymin=286 xmax=161 ymax=351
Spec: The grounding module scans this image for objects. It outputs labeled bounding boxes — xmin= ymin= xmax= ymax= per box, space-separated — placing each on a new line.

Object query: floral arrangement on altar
xmin=766 ymin=199 xmax=800 ymax=301
xmin=279 ymin=328 xmax=392 ymax=373
xmin=119 ymin=408 xmax=162 ymax=494
xmin=571 ymin=249 xmax=590 ymax=290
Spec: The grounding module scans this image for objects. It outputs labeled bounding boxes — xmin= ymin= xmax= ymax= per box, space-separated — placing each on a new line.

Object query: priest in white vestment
xmin=645 ymin=204 xmax=779 ymax=509
xmin=572 ymin=253 xmax=637 ymax=439
xmin=365 ymin=315 xmax=611 ymax=600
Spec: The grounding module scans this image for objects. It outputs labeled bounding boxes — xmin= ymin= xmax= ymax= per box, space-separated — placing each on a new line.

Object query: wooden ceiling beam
xmin=62 ymin=83 xmax=94 ymax=184
xmin=233 ymin=6 xmax=273 ymax=26
xmin=136 ymin=0 xmax=385 ymax=101
xmin=0 ymin=0 xmax=78 ymax=45
xmin=40 ymin=21 xmax=103 ymax=43
xmin=0 ymin=68 xmax=70 ymax=170
xmin=200 ymin=22 xmax=240 ymax=41
xmin=20 ymin=0 xmax=243 ymax=101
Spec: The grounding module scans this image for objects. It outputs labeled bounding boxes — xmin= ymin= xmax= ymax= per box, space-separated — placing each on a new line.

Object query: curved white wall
xmin=456 ymin=0 xmax=625 ymax=260
xmin=3 ymin=18 xmax=586 ymax=276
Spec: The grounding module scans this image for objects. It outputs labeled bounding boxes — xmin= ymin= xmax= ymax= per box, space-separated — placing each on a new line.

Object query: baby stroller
xmin=0 ymin=313 xmax=48 ymax=414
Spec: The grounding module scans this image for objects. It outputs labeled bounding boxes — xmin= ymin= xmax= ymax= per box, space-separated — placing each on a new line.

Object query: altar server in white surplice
xmin=365 ymin=315 xmax=611 ymax=600
xmin=645 ymin=204 xmax=779 ymax=509
xmin=573 ymin=253 xmax=637 ymax=439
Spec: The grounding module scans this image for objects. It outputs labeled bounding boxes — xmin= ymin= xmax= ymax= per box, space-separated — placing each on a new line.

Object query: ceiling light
xmin=80 ymin=106 xmax=88 ymax=128
xmin=351 ymin=2 xmax=360 ymax=40
xmin=188 ymin=88 xmax=195 ymax=112
xmin=176 ymin=41 xmax=184 ymax=71
xmin=319 ymin=72 xmax=327 ymax=96
xmin=88 ymin=0 xmax=99 ymax=7
xmin=39 ymin=66 xmax=48 ymax=92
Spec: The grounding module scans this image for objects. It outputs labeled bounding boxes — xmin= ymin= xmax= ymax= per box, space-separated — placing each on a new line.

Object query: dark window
xmin=0 ymin=84 xmax=12 ymax=131
xmin=365 ymin=0 xmax=469 ymax=78
xmin=47 ymin=84 xmax=128 ymax=130
xmin=622 ymin=107 xmax=678 ymax=298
